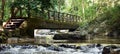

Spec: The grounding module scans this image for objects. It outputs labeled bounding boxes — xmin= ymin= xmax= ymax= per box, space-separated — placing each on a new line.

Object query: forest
xmin=0 ymin=0 xmax=120 ymax=43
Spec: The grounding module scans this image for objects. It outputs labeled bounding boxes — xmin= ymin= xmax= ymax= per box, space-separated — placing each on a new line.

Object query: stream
xmin=0 ymin=44 xmax=120 ymax=54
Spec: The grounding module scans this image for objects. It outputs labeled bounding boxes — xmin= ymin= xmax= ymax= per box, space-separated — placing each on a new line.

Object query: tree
xmin=10 ymin=0 xmax=53 ymax=18
xmin=0 ymin=0 xmax=5 ymax=31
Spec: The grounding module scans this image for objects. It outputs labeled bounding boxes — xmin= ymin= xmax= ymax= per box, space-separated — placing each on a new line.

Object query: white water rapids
xmin=0 ymin=44 xmax=120 ymax=54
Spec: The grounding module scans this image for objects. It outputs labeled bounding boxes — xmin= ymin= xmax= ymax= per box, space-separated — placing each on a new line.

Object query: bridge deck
xmin=27 ymin=18 xmax=79 ymax=31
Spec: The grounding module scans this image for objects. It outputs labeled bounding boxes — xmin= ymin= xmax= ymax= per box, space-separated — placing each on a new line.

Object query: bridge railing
xmin=47 ymin=10 xmax=81 ymax=23
xmin=11 ymin=7 xmax=81 ymax=23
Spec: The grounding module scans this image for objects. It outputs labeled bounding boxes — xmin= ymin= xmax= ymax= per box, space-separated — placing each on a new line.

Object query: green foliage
xmin=1 ymin=0 xmax=53 ymax=21
xmin=11 ymin=0 xmax=51 ymax=17
xmin=83 ymin=4 xmax=120 ymax=35
xmin=0 ymin=32 xmax=7 ymax=43
xmin=50 ymin=0 xmax=65 ymax=11
xmin=2 ymin=0 xmax=120 ymax=27
xmin=105 ymin=5 xmax=120 ymax=29
xmin=2 ymin=0 xmax=12 ymax=21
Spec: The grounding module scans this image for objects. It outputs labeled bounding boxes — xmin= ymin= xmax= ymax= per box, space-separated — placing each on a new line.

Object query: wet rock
xmin=110 ymin=45 xmax=118 ymax=49
xmin=76 ymin=46 xmax=89 ymax=51
xmin=59 ymin=44 xmax=76 ymax=49
xmin=0 ymin=46 xmax=4 ymax=51
xmin=102 ymin=46 xmax=111 ymax=54
xmin=0 ymin=46 xmax=11 ymax=51
xmin=47 ymin=46 xmax=63 ymax=51
xmin=111 ymin=49 xmax=120 ymax=54
xmin=110 ymin=45 xmax=120 ymax=54
xmin=59 ymin=44 xmax=66 ymax=47
xmin=39 ymin=44 xmax=51 ymax=47
xmin=76 ymin=46 xmax=80 ymax=49
xmin=96 ymin=44 xmax=103 ymax=50
xmin=96 ymin=44 xmax=102 ymax=47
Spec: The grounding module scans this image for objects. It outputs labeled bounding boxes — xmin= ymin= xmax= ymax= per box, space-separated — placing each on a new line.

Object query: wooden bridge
xmin=4 ymin=9 xmax=81 ymax=31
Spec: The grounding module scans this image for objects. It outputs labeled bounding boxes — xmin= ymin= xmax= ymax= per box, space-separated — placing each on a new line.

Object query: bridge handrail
xmin=47 ymin=10 xmax=81 ymax=23
xmin=11 ymin=7 xmax=81 ymax=23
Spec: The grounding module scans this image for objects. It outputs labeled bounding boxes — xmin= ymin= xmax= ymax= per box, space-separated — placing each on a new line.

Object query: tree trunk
xmin=82 ymin=0 xmax=85 ymax=20
xmin=1 ymin=0 xmax=5 ymax=20
xmin=0 ymin=0 xmax=5 ymax=31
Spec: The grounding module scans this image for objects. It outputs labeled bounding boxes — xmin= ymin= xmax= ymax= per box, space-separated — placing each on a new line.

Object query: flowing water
xmin=0 ymin=44 xmax=120 ymax=54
